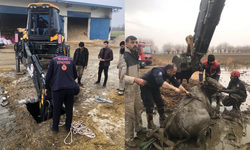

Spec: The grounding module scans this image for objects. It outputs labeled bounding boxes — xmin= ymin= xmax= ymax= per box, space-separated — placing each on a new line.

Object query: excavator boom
xmin=172 ymin=0 xmax=226 ymax=83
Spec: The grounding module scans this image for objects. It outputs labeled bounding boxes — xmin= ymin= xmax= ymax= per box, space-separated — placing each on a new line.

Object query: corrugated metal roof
xmin=42 ymin=0 xmax=122 ymax=9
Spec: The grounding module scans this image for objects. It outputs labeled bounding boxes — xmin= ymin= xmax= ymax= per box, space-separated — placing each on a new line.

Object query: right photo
xmin=124 ymin=0 xmax=250 ymax=149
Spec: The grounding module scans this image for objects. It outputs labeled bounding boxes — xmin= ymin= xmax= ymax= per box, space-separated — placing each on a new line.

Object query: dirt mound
xmin=161 ymin=79 xmax=199 ymax=110
xmin=67 ymin=18 xmax=89 ymax=42
xmin=112 ymin=35 xmax=125 ymax=45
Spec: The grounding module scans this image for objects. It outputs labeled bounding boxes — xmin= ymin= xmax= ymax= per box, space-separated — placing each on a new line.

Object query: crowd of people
xmin=43 ymin=36 xmax=247 ymax=149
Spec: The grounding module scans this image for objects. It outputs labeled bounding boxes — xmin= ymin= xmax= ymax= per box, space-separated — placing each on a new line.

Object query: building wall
xmin=0 ymin=0 xmax=113 ymax=41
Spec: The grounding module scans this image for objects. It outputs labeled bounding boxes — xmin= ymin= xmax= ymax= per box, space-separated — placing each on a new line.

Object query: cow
xmin=161 ymin=77 xmax=225 ymax=149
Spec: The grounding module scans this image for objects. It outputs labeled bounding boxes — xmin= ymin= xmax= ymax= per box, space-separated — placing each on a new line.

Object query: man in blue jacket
xmin=45 ymin=47 xmax=77 ymax=133
xmin=140 ymin=63 xmax=190 ymax=129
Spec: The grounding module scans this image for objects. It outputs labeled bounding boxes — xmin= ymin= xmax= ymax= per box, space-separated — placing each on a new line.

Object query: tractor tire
xmin=16 ymin=58 xmax=20 ymax=72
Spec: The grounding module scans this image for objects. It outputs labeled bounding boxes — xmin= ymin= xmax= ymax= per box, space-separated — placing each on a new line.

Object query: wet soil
xmin=0 ymin=42 xmax=125 ymax=150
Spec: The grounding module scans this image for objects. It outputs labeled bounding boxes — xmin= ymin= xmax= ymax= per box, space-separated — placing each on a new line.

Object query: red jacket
xmin=199 ymin=60 xmax=221 ymax=81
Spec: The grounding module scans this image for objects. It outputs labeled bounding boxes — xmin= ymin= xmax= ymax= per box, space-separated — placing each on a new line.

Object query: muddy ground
xmin=0 ymin=41 xmax=125 ymax=150
xmin=136 ymin=54 xmax=250 ymax=150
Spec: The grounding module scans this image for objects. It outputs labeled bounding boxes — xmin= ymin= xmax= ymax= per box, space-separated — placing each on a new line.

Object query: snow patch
xmin=87 ymin=108 xmax=124 ymax=139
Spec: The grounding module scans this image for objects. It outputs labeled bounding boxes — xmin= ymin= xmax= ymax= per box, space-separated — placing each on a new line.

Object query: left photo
xmin=0 ymin=0 xmax=125 ymax=149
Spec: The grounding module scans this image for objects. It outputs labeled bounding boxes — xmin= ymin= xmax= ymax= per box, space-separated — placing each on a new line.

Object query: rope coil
xmin=59 ymin=121 xmax=96 ymax=145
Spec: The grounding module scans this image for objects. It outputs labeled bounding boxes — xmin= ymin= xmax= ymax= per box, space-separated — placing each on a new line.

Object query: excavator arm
xmin=172 ymin=0 xmax=226 ymax=83
xmin=15 ymin=38 xmax=52 ymax=122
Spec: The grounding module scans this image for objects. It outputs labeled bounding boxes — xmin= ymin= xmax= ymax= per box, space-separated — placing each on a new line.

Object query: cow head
xmin=203 ymin=77 xmax=225 ymax=95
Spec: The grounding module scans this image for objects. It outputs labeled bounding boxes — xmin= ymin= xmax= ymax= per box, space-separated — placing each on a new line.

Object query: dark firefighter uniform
xmin=199 ymin=60 xmax=221 ymax=104
xmin=140 ymin=66 xmax=180 ymax=127
xmin=46 ymin=49 xmax=77 ymax=132
xmin=222 ymin=78 xmax=247 ymax=110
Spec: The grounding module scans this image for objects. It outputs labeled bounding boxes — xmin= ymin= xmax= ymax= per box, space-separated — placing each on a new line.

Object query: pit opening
xmin=26 ymin=102 xmax=65 ymax=123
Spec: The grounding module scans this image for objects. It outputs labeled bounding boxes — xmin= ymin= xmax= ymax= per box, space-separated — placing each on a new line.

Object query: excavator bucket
xmin=172 ymin=0 xmax=226 ymax=83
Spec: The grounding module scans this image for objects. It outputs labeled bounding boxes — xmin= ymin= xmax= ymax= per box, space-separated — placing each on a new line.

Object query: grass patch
xmin=111 ymin=32 xmax=125 ymax=38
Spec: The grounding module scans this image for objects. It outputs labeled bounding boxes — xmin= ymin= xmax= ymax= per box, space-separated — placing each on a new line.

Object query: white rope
xmin=59 ymin=121 xmax=96 ymax=145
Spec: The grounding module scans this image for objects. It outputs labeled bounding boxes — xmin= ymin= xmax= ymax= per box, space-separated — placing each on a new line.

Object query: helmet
xmin=230 ymin=70 xmax=240 ymax=78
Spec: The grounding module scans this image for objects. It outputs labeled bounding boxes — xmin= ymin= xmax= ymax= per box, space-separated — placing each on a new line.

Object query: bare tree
xmin=153 ymin=46 xmax=159 ymax=54
xmin=162 ymin=43 xmax=173 ymax=54
xmin=227 ymin=45 xmax=234 ymax=53
xmin=139 ymin=38 xmax=156 ymax=53
xmin=216 ymin=44 xmax=223 ymax=53
xmin=175 ymin=44 xmax=182 ymax=54
xmin=221 ymin=42 xmax=229 ymax=53
xmin=209 ymin=46 xmax=215 ymax=53
xmin=111 ymin=23 xmax=125 ymax=31
xmin=180 ymin=44 xmax=186 ymax=53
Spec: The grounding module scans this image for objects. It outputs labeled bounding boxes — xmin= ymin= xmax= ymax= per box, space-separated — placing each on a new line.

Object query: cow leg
xmin=174 ymin=127 xmax=190 ymax=150
xmin=196 ymin=126 xmax=209 ymax=147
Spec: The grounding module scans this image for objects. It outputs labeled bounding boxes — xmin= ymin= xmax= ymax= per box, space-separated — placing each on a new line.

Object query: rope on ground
xmin=59 ymin=121 xmax=96 ymax=145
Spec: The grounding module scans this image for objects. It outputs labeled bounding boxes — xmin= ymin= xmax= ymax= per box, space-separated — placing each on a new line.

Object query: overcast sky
xmin=65 ymin=0 xmax=124 ymax=27
xmin=125 ymin=0 xmax=250 ymax=49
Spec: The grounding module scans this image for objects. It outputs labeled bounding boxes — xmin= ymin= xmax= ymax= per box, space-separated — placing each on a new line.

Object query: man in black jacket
xmin=222 ymin=70 xmax=247 ymax=110
xmin=73 ymin=42 xmax=89 ymax=86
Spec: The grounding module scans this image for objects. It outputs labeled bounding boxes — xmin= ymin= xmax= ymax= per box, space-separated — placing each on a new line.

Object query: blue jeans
xmin=36 ymin=28 xmax=46 ymax=35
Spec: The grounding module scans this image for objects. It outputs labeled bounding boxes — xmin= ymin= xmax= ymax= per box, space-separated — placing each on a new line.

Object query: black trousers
xmin=140 ymin=86 xmax=164 ymax=114
xmin=222 ymin=96 xmax=241 ymax=110
xmin=97 ymin=65 xmax=109 ymax=85
xmin=52 ymin=89 xmax=74 ymax=131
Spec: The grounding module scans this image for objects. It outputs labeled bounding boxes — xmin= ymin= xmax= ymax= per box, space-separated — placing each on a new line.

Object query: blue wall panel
xmin=67 ymin=11 xmax=91 ymax=18
xmin=90 ymin=18 xmax=110 ymax=40
xmin=60 ymin=16 xmax=64 ymax=35
xmin=0 ymin=5 xmax=27 ymax=14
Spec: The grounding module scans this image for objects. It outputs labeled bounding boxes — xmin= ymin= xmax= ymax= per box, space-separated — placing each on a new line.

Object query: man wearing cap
xmin=199 ymin=54 xmax=221 ymax=105
xmin=222 ymin=70 xmax=247 ymax=110
xmin=73 ymin=42 xmax=89 ymax=86
xmin=140 ymin=63 xmax=190 ymax=129
xmin=45 ymin=47 xmax=77 ymax=133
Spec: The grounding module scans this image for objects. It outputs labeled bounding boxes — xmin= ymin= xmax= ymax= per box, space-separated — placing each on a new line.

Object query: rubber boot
xmin=146 ymin=113 xmax=157 ymax=130
xmin=216 ymin=96 xmax=222 ymax=106
xmin=158 ymin=107 xmax=166 ymax=128
xmin=78 ymin=78 xmax=83 ymax=86
xmin=125 ymin=139 xmax=137 ymax=148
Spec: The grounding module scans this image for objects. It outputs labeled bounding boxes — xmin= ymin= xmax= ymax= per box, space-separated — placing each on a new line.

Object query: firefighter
xmin=117 ymin=41 xmax=125 ymax=95
xmin=199 ymin=54 xmax=221 ymax=106
xmin=73 ymin=42 xmax=89 ymax=86
xmin=222 ymin=70 xmax=247 ymax=110
xmin=140 ymin=63 xmax=190 ymax=129
xmin=121 ymin=35 xmax=146 ymax=148
xmin=45 ymin=47 xmax=77 ymax=133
